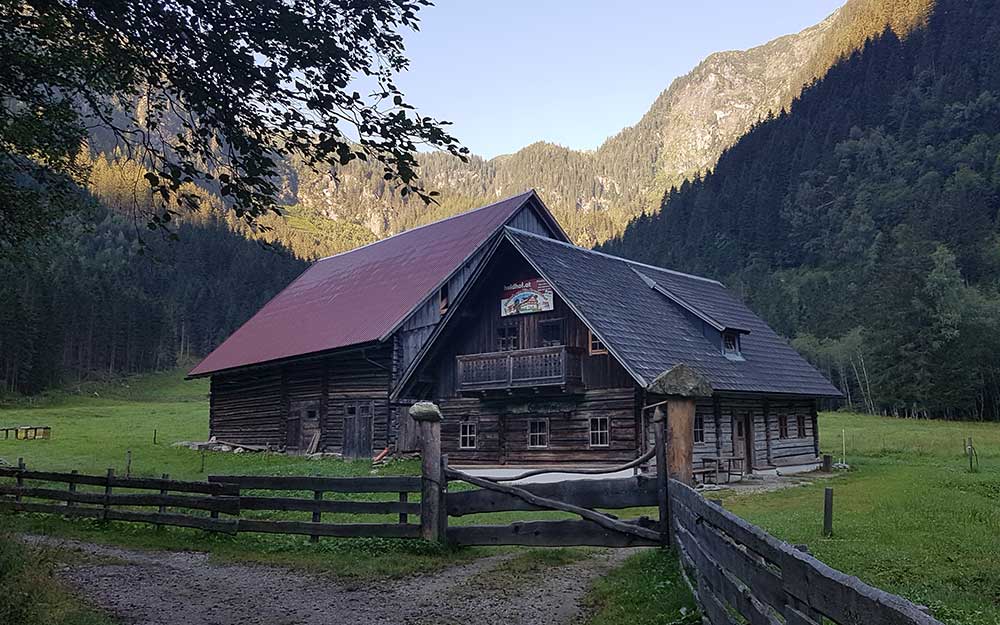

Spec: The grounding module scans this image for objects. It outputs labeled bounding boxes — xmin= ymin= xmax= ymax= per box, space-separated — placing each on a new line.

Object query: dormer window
xmin=722 ymin=331 xmax=743 ymax=360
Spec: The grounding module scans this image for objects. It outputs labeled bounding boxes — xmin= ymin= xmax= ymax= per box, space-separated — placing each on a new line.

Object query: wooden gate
xmin=410 ymin=400 xmax=672 ymax=548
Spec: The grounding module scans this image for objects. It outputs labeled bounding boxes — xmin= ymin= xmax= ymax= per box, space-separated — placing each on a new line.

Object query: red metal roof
xmin=189 ymin=191 xmax=544 ymax=377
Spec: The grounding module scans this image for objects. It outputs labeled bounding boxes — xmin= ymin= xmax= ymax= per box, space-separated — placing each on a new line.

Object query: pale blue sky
xmin=395 ymin=0 xmax=845 ymax=158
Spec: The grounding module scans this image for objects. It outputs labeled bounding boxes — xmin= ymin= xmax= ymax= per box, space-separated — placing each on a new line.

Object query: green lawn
xmin=720 ymin=412 xmax=1000 ymax=625
xmin=4 ymin=371 xmax=1000 ymax=625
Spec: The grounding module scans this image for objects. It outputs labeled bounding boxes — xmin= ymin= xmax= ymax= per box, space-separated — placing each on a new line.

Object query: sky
xmin=394 ymin=0 xmax=846 ymax=159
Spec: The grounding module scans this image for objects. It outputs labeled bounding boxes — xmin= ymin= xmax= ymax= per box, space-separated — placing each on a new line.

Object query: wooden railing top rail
xmin=456 ymin=345 xmax=577 ymax=361
xmin=207 ymin=474 xmax=421 ymax=493
xmin=488 ymin=447 xmax=654 ymax=482
xmin=669 ymin=479 xmax=944 ymax=625
xmin=0 ymin=466 xmax=237 ymax=495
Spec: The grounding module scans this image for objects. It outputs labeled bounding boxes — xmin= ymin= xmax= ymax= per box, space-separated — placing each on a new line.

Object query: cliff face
xmin=275 ymin=0 xmax=933 ymax=252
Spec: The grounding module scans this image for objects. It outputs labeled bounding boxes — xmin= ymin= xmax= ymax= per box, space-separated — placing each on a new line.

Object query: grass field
xmin=723 ymin=413 xmax=1000 ymax=625
xmin=2 ymin=369 xmax=999 ymax=625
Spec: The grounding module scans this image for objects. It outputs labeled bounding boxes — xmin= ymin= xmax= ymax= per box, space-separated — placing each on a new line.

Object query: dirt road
xmin=28 ymin=536 xmax=636 ymax=625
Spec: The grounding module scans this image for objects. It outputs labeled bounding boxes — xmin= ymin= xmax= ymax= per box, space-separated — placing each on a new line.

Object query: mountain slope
xmin=284 ymin=0 xmax=932 ymax=248
xmin=602 ymin=0 xmax=1000 ymax=418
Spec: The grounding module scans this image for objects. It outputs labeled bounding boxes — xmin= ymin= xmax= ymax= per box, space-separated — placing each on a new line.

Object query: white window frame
xmin=528 ymin=418 xmax=549 ymax=449
xmin=589 ymin=416 xmax=610 ymax=447
xmin=459 ymin=421 xmax=477 ymax=449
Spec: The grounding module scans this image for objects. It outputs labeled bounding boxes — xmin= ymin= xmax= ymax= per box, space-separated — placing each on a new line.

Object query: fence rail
xmin=208 ymin=474 xmax=421 ymax=538
xmin=0 ymin=464 xmax=239 ymax=534
xmin=669 ymin=479 xmax=943 ymax=625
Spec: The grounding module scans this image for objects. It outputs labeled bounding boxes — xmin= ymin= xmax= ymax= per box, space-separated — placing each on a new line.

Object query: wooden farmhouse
xmin=189 ymin=191 xmax=839 ymax=474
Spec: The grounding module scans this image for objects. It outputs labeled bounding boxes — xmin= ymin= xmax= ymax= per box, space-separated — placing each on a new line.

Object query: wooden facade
xmin=210 ymin=345 xmax=393 ymax=458
xmin=200 ymin=192 xmax=832 ymax=468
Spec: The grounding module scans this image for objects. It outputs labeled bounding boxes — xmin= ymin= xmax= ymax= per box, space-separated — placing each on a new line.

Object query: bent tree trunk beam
xmin=445 ymin=467 xmax=662 ymax=543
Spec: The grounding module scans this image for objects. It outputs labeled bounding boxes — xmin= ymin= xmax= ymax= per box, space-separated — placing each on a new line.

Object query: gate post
xmin=411 ymin=402 xmax=446 ymax=543
xmin=652 ymin=406 xmax=672 ymax=548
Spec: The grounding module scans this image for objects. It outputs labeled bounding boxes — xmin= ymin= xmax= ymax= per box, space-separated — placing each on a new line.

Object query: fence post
xmin=104 ymin=468 xmax=114 ymax=521
xmin=399 ymin=491 xmax=409 ymax=525
xmin=411 ymin=402 xmax=445 ymax=543
xmin=652 ymin=406 xmax=671 ymax=548
xmin=823 ymin=487 xmax=834 ymax=537
xmin=67 ymin=469 xmax=78 ymax=513
xmin=310 ymin=491 xmax=322 ymax=543
xmin=157 ymin=473 xmax=169 ymax=531
xmin=439 ymin=454 xmax=449 ymax=543
xmin=15 ymin=458 xmax=24 ymax=507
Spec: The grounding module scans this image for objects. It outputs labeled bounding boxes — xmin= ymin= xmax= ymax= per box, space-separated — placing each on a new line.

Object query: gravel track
xmin=26 ymin=536 xmax=637 ymax=625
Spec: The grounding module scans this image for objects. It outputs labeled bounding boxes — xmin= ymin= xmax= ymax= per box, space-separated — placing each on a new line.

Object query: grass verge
xmin=0 ymin=534 xmax=114 ymax=625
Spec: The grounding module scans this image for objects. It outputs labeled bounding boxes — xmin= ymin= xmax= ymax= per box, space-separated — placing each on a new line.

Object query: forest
xmin=603 ymin=0 xmax=1000 ymax=419
xmin=0 ymin=153 xmax=306 ymax=394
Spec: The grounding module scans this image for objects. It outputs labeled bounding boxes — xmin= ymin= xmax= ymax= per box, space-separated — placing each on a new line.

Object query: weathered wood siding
xmin=209 ymin=345 xmax=393 ymax=454
xmin=648 ymin=395 xmax=820 ymax=471
xmin=426 ymin=244 xmax=634 ymax=398
xmin=439 ymin=389 xmax=639 ymax=464
xmin=210 ymin=369 xmax=285 ymax=447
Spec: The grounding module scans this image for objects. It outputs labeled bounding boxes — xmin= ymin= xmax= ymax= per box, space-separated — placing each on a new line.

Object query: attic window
xmin=589 ymin=329 xmax=608 ymax=355
xmin=439 ymin=284 xmax=449 ymax=315
xmin=722 ymin=331 xmax=743 ymax=360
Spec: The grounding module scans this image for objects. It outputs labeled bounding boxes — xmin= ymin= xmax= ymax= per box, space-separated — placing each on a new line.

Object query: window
xmin=735 ymin=416 xmax=744 ymax=439
xmin=778 ymin=415 xmax=789 ymax=439
xmin=497 ymin=325 xmax=520 ymax=351
xmin=694 ymin=415 xmax=705 ymax=443
xmin=459 ymin=421 xmax=477 ymax=449
xmin=589 ymin=329 xmax=608 ymax=355
xmin=439 ymin=284 xmax=449 ymax=315
xmin=722 ymin=331 xmax=742 ymax=358
xmin=796 ymin=414 xmax=807 ymax=438
xmin=528 ymin=419 xmax=548 ymax=448
xmin=589 ymin=417 xmax=609 ymax=447
xmin=540 ymin=319 xmax=563 ymax=347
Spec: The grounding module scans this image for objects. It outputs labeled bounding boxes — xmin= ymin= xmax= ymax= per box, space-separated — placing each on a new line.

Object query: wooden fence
xmin=207 ymin=474 xmax=421 ymax=538
xmin=670 ymin=478 xmax=944 ymax=625
xmin=0 ymin=460 xmax=425 ymax=539
xmin=0 ymin=463 xmax=239 ymax=533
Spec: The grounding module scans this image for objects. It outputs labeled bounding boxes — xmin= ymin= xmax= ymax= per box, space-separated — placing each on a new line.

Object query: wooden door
xmin=343 ymin=401 xmax=373 ymax=459
xmin=285 ymin=410 xmax=301 ymax=449
xmin=732 ymin=412 xmax=753 ymax=471
xmin=300 ymin=405 xmax=321 ymax=452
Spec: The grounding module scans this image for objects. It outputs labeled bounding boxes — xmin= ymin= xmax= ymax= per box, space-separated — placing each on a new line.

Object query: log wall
xmin=439 ymin=388 xmax=639 ymax=464
xmin=209 ymin=345 xmax=393 ymax=454
xmin=646 ymin=395 xmax=820 ymax=472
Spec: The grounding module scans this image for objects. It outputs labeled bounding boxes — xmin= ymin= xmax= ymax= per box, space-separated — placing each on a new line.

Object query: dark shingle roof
xmin=506 ymin=228 xmax=840 ymax=397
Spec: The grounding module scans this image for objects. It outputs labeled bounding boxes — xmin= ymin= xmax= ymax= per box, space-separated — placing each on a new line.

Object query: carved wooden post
xmin=666 ymin=398 xmax=696 ymax=485
xmin=646 ymin=364 xmax=713 ymax=488
xmin=412 ymin=402 xmax=446 ymax=543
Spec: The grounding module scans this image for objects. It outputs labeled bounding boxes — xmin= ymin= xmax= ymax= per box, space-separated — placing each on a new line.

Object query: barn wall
xmin=439 ymin=388 xmax=640 ymax=464
xmin=208 ymin=344 xmax=393 ymax=454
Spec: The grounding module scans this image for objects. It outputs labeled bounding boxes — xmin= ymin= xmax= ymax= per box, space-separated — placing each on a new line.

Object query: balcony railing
xmin=456 ymin=345 xmax=583 ymax=393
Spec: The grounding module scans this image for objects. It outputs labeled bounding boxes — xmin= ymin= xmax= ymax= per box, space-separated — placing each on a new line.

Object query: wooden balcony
xmin=456 ymin=346 xmax=583 ymax=393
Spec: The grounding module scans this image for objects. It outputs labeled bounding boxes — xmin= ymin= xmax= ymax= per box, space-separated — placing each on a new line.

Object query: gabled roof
xmin=189 ymin=191 xmax=565 ymax=377
xmin=499 ymin=228 xmax=840 ymax=397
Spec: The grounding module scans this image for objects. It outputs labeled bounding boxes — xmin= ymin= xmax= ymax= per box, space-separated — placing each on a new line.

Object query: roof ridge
xmin=503 ymin=226 xmax=723 ymax=285
xmin=314 ymin=190 xmax=536 ymax=263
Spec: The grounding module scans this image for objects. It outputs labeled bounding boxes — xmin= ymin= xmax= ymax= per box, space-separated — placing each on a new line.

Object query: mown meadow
xmin=1 ymin=369 xmax=998 ymax=625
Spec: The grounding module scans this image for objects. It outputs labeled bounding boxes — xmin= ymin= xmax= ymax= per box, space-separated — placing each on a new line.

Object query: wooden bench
xmin=694 ymin=457 xmax=746 ymax=484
